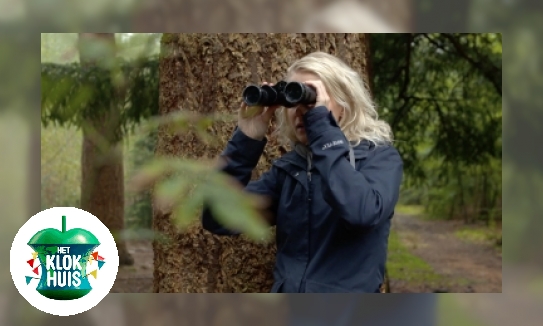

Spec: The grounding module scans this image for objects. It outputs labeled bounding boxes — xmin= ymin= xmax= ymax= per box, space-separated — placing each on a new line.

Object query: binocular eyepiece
xmin=242 ymin=81 xmax=317 ymax=108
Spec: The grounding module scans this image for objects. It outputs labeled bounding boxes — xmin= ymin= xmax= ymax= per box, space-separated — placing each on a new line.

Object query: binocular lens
xmin=285 ymin=83 xmax=303 ymax=102
xmin=242 ymin=85 xmax=279 ymax=106
xmin=242 ymin=81 xmax=316 ymax=107
xmin=242 ymin=85 xmax=265 ymax=106
xmin=285 ymin=82 xmax=317 ymax=106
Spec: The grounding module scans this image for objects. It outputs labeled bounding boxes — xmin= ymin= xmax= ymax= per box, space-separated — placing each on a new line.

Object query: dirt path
xmin=389 ymin=213 xmax=502 ymax=293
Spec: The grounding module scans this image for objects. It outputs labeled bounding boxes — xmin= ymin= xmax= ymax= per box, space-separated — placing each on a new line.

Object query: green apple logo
xmin=27 ymin=215 xmax=101 ymax=300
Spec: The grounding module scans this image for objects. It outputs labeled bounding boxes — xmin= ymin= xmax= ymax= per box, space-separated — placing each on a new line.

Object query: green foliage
xmin=41 ymin=34 xmax=267 ymax=243
xmin=394 ymin=205 xmax=425 ymax=217
xmin=372 ymin=33 xmax=502 ymax=223
xmin=130 ymin=128 xmax=273 ymax=242
xmin=126 ymin=106 xmax=272 ymax=241
xmin=125 ymin=129 xmax=157 ymax=229
xmin=454 ymin=227 xmax=501 ymax=247
xmin=41 ymin=57 xmax=160 ymax=136
xmin=424 ymin=159 xmax=501 ymax=223
xmin=372 ymin=33 xmax=501 ymax=176
xmin=40 ymin=123 xmax=162 ymax=233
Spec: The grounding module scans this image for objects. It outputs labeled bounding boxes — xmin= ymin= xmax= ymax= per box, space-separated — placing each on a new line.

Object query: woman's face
xmin=286 ymin=71 xmax=343 ymax=145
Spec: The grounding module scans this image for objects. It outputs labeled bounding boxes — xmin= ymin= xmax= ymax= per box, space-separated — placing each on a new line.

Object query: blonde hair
xmin=275 ymin=51 xmax=393 ymax=147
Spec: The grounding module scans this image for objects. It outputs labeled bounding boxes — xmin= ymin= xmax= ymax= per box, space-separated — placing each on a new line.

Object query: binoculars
xmin=242 ymin=81 xmax=317 ymax=108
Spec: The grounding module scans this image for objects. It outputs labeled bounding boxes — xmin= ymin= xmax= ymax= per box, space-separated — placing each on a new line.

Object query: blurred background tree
xmin=41 ymin=32 xmax=161 ymax=265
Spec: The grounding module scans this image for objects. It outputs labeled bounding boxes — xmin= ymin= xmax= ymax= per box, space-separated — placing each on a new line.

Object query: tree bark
xmin=78 ymin=33 xmax=134 ymax=266
xmin=154 ymin=33 xmax=369 ymax=293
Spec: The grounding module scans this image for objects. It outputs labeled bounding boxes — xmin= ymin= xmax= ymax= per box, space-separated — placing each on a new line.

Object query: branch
xmin=421 ymin=33 xmax=446 ymax=53
xmin=391 ymin=34 xmax=413 ymax=129
xmin=440 ymin=33 xmax=501 ymax=96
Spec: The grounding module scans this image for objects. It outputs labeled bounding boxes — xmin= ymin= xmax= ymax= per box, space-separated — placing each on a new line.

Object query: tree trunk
xmin=77 ymin=33 xmax=133 ymax=266
xmin=154 ymin=33 xmax=369 ymax=293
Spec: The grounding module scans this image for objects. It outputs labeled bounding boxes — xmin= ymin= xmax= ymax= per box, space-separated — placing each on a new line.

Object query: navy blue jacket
xmin=202 ymin=106 xmax=403 ymax=293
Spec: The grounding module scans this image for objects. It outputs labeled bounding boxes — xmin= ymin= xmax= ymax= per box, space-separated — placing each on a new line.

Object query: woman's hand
xmin=238 ymin=82 xmax=281 ymax=141
xmin=303 ymin=80 xmax=332 ymax=110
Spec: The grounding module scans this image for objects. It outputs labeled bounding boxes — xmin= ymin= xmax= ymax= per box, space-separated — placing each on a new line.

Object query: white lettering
xmin=62 ymin=255 xmax=72 ymax=270
xmin=46 ymin=255 xmax=55 ymax=271
xmin=322 ymin=140 xmax=344 ymax=150
xmin=44 ymin=253 xmax=84 ymax=288
xmin=55 ymin=255 xmax=62 ymax=270
xmin=72 ymin=271 xmax=81 ymax=287
xmin=47 ymin=269 xmax=56 ymax=287
xmin=57 ymin=247 xmax=70 ymax=253
xmin=72 ymin=255 xmax=82 ymax=270
xmin=57 ymin=271 xmax=66 ymax=287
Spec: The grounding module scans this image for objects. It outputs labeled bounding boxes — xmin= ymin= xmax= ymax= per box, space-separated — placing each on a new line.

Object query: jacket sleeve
xmin=304 ymin=106 xmax=403 ymax=228
xmin=201 ymin=127 xmax=280 ymax=236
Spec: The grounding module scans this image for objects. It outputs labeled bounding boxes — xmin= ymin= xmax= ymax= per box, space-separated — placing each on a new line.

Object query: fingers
xmin=239 ymin=101 xmax=248 ymax=118
xmin=240 ymin=102 xmax=265 ymax=120
xmin=303 ymin=80 xmax=330 ymax=109
xmin=241 ymin=81 xmax=278 ymax=119
xmin=240 ymin=81 xmax=281 ymax=121
xmin=262 ymin=105 xmax=279 ymax=121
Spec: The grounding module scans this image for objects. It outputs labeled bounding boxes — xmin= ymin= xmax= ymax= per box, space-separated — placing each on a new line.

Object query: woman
xmin=202 ymin=51 xmax=403 ymax=293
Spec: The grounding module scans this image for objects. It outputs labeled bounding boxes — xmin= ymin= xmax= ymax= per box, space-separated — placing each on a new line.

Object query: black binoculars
xmin=242 ymin=81 xmax=317 ymax=108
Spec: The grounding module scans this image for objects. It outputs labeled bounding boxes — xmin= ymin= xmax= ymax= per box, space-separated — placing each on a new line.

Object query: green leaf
xmin=195 ymin=127 xmax=213 ymax=145
xmin=128 ymin=158 xmax=174 ymax=192
xmin=154 ymin=173 xmax=193 ymax=211
xmin=204 ymin=174 xmax=271 ymax=242
xmin=172 ymin=184 xmax=205 ymax=231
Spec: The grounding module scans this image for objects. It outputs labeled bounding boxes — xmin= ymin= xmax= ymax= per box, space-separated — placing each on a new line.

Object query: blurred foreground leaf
xmin=130 ymin=156 xmax=272 ymax=243
xmin=141 ymin=109 xmax=237 ymax=136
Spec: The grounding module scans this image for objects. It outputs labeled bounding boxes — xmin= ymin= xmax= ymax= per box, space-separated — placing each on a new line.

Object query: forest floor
xmin=110 ymin=207 xmax=502 ymax=294
xmin=387 ymin=208 xmax=502 ymax=293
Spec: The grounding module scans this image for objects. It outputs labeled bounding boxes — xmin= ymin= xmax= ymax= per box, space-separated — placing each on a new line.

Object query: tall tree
xmin=154 ymin=33 xmax=371 ymax=292
xmin=41 ymin=34 xmax=160 ymax=265
xmin=77 ymin=33 xmax=134 ymax=265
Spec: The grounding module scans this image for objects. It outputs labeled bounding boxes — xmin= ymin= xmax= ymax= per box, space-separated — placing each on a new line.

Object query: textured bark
xmin=154 ymin=33 xmax=369 ymax=293
xmin=78 ymin=33 xmax=133 ymax=266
